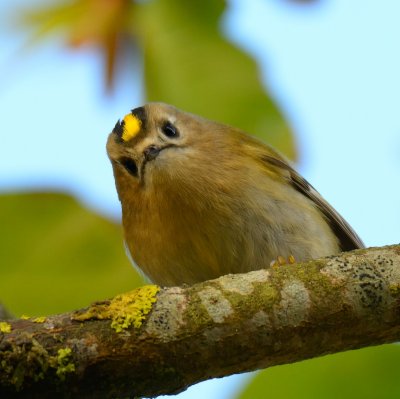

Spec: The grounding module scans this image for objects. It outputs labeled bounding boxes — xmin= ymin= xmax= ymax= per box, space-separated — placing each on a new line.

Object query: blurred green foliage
xmin=4 ymin=1 xmax=397 ymax=398
xmin=237 ymin=344 xmax=400 ymax=399
xmin=135 ymin=0 xmax=296 ymax=158
xmin=18 ymin=0 xmax=296 ymax=159
xmin=0 ymin=192 xmax=143 ymax=316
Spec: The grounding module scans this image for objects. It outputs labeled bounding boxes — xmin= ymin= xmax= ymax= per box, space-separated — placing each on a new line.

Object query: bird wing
xmin=261 ymin=154 xmax=365 ymax=251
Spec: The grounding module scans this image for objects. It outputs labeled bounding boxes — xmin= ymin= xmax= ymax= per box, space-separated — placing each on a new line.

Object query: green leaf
xmin=134 ymin=0 xmax=296 ymax=159
xmin=0 ymin=192 xmax=143 ymax=316
xmin=236 ymin=345 xmax=400 ymax=399
xmin=16 ymin=0 xmax=295 ymax=158
xmin=17 ymin=1 xmax=84 ymax=45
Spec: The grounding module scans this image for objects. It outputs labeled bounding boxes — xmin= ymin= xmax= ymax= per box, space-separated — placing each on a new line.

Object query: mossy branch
xmin=1 ymin=244 xmax=400 ymax=398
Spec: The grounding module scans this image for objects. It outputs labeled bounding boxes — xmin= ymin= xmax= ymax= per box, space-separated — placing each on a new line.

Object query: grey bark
xmin=0 ymin=244 xmax=400 ymax=398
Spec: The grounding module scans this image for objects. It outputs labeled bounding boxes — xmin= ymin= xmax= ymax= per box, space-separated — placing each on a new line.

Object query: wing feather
xmin=261 ymin=154 xmax=364 ymax=251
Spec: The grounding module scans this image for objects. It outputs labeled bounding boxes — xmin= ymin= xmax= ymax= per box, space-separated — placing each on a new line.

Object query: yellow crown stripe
xmin=122 ymin=113 xmax=141 ymax=142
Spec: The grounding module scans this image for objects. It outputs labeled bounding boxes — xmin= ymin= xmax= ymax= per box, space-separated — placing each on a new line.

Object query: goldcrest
xmin=107 ymin=103 xmax=364 ymax=286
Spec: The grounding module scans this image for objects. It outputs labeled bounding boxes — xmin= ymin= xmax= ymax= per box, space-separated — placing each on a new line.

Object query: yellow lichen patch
xmin=0 ymin=321 xmax=11 ymax=333
xmin=33 ymin=316 xmax=47 ymax=323
xmin=110 ymin=285 xmax=160 ymax=332
xmin=122 ymin=113 xmax=141 ymax=142
xmin=390 ymin=284 xmax=400 ymax=296
xmin=20 ymin=314 xmax=30 ymax=320
xmin=56 ymin=348 xmax=75 ymax=380
xmin=72 ymin=285 xmax=160 ymax=333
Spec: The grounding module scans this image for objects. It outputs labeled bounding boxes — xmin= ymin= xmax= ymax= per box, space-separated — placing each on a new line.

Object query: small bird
xmin=107 ymin=103 xmax=364 ymax=286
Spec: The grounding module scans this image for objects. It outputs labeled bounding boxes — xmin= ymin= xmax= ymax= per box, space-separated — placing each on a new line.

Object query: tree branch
xmin=1 ymin=244 xmax=400 ymax=398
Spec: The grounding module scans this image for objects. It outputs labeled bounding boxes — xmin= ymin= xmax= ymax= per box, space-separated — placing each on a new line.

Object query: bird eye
xmin=161 ymin=121 xmax=179 ymax=138
xmin=118 ymin=157 xmax=138 ymax=177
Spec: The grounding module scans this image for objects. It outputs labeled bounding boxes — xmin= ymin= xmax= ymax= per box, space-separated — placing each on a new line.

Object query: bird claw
xmin=270 ymin=255 xmax=296 ymax=267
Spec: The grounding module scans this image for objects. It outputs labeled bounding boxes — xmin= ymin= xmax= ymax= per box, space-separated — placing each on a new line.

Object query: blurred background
xmin=1 ymin=0 xmax=399 ymax=398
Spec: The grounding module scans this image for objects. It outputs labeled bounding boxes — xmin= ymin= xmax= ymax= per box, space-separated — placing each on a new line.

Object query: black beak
xmin=143 ymin=145 xmax=160 ymax=162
